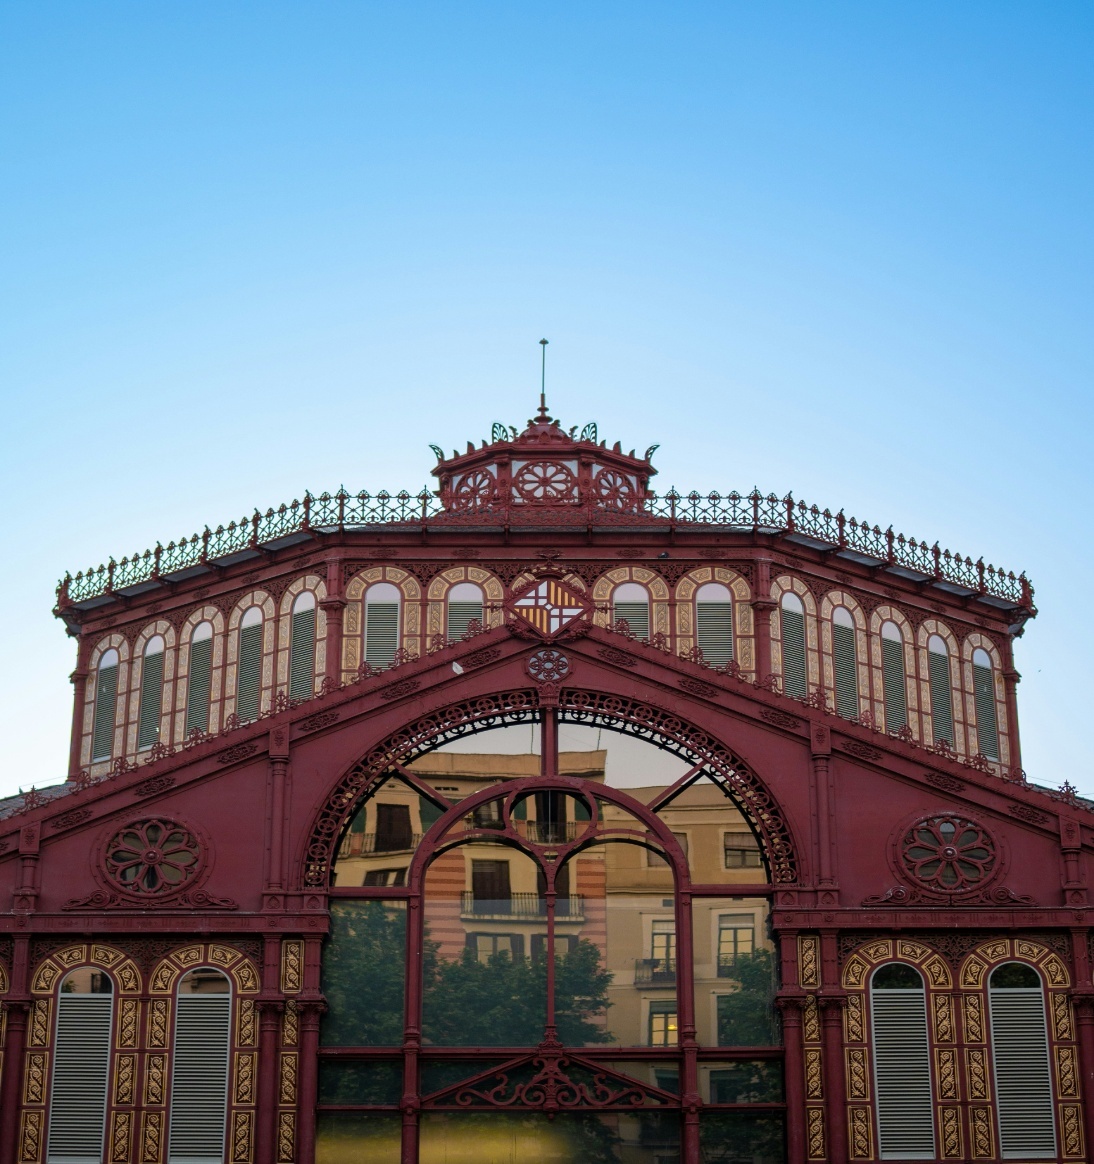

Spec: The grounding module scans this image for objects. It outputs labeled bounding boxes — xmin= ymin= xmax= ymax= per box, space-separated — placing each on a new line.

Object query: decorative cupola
xmin=432 ymin=399 xmax=658 ymax=520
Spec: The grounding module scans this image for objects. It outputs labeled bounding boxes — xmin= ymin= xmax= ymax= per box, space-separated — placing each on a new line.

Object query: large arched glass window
xmin=236 ymin=607 xmax=263 ymax=722
xmin=446 ymin=582 xmax=484 ymax=641
xmin=612 ymin=582 xmax=650 ymax=640
xmin=91 ymin=648 xmax=120 ymax=762
xmin=831 ymin=606 xmax=858 ymax=719
xmin=972 ymin=648 xmax=1000 ymax=760
xmin=168 ymin=968 xmax=232 ymax=1164
xmin=365 ymin=583 xmax=401 ymax=669
xmin=137 ymin=635 xmax=166 ymax=750
xmin=47 ymin=967 xmax=114 ymax=1164
xmin=695 ymin=583 xmax=733 ymax=666
xmin=927 ymin=634 xmax=954 ymax=745
xmin=989 ymin=963 xmax=1056 ymax=1158
xmin=289 ymin=592 xmax=317 ymax=700
xmin=185 ymin=622 xmax=214 ymax=735
xmin=779 ymin=593 xmax=807 ymax=698
xmin=880 ymin=621 xmax=907 ymax=731
xmin=870 ymin=963 xmax=934 ymax=1159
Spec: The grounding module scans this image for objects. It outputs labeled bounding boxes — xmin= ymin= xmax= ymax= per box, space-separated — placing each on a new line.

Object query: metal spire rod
xmin=538 ymin=337 xmax=549 ymax=417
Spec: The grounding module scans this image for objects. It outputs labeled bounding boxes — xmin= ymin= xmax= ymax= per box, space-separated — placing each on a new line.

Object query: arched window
xmin=91 ymin=649 xmax=120 ymax=762
xmin=236 ymin=607 xmax=263 ymax=723
xmin=185 ymin=622 xmax=214 ymax=735
xmin=832 ymin=607 xmax=858 ymax=719
xmin=169 ymin=968 xmax=232 ymax=1164
xmin=779 ymin=593 xmax=807 ymax=698
xmin=612 ymin=582 xmax=650 ymax=640
xmin=880 ymin=622 xmax=907 ymax=731
xmin=447 ymin=582 xmax=484 ymax=641
xmin=695 ymin=583 xmax=733 ymax=665
xmin=137 ymin=635 xmax=166 ymax=751
xmin=989 ymin=963 xmax=1056 ymax=1158
xmin=289 ymin=592 xmax=317 ymax=700
xmin=972 ymin=648 xmax=1000 ymax=760
xmin=870 ymin=963 xmax=934 ymax=1160
xmin=47 ymin=967 xmax=114 ymax=1164
xmin=365 ymin=583 xmax=401 ymax=669
xmin=927 ymin=635 xmax=954 ymax=745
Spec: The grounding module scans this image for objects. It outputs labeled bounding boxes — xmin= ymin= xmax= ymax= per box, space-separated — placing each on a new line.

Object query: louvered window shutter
xmin=613 ymin=601 xmax=650 ymax=641
xmin=137 ymin=651 xmax=165 ymax=750
xmin=91 ymin=664 xmax=118 ymax=762
xmin=289 ymin=607 xmax=316 ymax=700
xmin=780 ymin=608 xmax=807 ymax=698
xmin=696 ymin=602 xmax=734 ymax=665
xmin=365 ymin=603 xmax=399 ymax=669
xmin=833 ymin=623 xmax=859 ymax=719
xmin=168 ymin=994 xmax=231 ymax=1164
xmin=928 ymin=651 xmax=954 ymax=745
xmin=870 ymin=986 xmax=935 ymax=1159
xmin=989 ymin=985 xmax=1056 ymax=1158
xmin=881 ymin=637 xmax=908 ymax=731
xmin=447 ymin=601 xmax=484 ymax=641
xmin=973 ymin=663 xmax=1000 ymax=760
xmin=185 ymin=638 xmax=213 ymax=735
xmin=47 ymin=994 xmax=113 ymax=1164
xmin=235 ymin=624 xmax=263 ymax=723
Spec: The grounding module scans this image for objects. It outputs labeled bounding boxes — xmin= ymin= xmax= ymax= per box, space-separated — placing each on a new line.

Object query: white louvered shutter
xmin=973 ymin=662 xmax=1000 ymax=759
xmin=365 ymin=602 xmax=399 ymax=668
xmin=871 ymin=988 xmax=935 ymax=1159
xmin=289 ymin=606 xmax=316 ymax=700
xmin=613 ymin=601 xmax=649 ymax=641
xmin=928 ymin=651 xmax=954 ymax=745
xmin=696 ymin=602 xmax=734 ymax=665
xmin=47 ymin=995 xmax=113 ymax=1164
xmin=235 ymin=623 xmax=263 ymax=722
xmin=780 ymin=608 xmax=807 ymax=698
xmin=185 ymin=638 xmax=213 ymax=735
xmin=989 ymin=987 xmax=1056 ymax=1158
xmin=881 ymin=636 xmax=908 ymax=731
xmin=447 ymin=601 xmax=483 ymax=641
xmin=137 ymin=651 xmax=165 ymax=750
xmin=91 ymin=664 xmax=118 ymax=762
xmin=833 ymin=623 xmax=859 ymax=719
xmin=168 ymin=995 xmax=231 ymax=1164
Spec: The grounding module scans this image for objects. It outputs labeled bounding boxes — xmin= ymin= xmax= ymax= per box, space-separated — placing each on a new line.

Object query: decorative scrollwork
xmin=512 ymin=460 xmax=577 ymax=503
xmin=900 ymin=814 xmax=996 ymax=893
xmin=526 ymin=649 xmax=571 ymax=685
xmin=452 ymin=469 xmax=497 ymax=512
xmin=593 ymin=468 xmax=638 ymax=512
xmin=102 ymin=819 xmax=203 ymax=897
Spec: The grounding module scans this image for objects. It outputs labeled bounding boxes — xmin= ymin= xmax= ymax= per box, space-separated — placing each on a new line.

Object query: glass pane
xmin=317 ymin=1061 xmax=401 ymax=1105
xmin=321 ymin=902 xmax=406 ymax=1047
xmin=700 ymin=1061 xmax=783 ymax=1104
xmin=333 ymin=777 xmax=436 ymax=887
xmin=315 ymin=1113 xmax=400 ymax=1164
xmin=695 ymin=899 xmax=779 ymax=1047
xmin=700 ymin=1113 xmax=785 ymax=1164
xmin=421 ymin=1058 xmax=511 ymax=1097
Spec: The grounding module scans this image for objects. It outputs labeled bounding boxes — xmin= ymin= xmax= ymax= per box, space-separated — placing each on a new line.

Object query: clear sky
xmin=1 ymin=3 xmax=1091 ymax=799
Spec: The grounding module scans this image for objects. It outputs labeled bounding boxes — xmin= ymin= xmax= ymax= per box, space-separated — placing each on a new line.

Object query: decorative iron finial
xmin=538 ymin=338 xmax=549 ymax=419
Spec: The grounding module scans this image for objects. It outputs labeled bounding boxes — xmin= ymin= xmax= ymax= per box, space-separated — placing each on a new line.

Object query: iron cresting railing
xmin=57 ymin=488 xmax=1033 ymax=608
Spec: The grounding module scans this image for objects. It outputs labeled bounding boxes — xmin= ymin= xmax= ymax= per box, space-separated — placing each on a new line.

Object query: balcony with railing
xmin=459 ymin=892 xmax=586 ymax=921
xmin=338 ymin=832 xmax=422 ymax=858
xmin=634 ymin=958 xmax=677 ymax=986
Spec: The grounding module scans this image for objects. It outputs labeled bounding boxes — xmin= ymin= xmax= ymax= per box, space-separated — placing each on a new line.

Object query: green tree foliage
xmin=715 ymin=949 xmax=780 ymax=1046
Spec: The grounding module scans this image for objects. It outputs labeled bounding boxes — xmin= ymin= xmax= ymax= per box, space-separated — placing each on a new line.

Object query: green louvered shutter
xmin=881 ymin=637 xmax=908 ymax=731
xmin=833 ymin=623 xmax=859 ymax=719
xmin=185 ymin=638 xmax=213 ymax=735
xmin=289 ymin=607 xmax=316 ymax=700
xmin=365 ymin=603 xmax=399 ymax=669
xmin=447 ymin=601 xmax=483 ymax=641
xmin=91 ymin=664 xmax=118 ymax=762
xmin=973 ymin=663 xmax=1000 ymax=760
xmin=780 ymin=607 xmax=807 ymax=698
xmin=928 ymin=650 xmax=954 ymax=745
xmin=696 ymin=602 xmax=734 ymax=666
xmin=236 ymin=623 xmax=263 ymax=722
xmin=137 ymin=651 xmax=165 ymax=750
xmin=613 ymin=601 xmax=649 ymax=641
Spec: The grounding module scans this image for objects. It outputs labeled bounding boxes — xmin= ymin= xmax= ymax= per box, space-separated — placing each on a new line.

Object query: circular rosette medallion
xmin=103 ymin=818 xmax=204 ymax=897
xmin=512 ymin=460 xmax=577 ymax=502
xmin=899 ymin=814 xmax=996 ymax=893
xmin=526 ymin=648 xmax=572 ymax=684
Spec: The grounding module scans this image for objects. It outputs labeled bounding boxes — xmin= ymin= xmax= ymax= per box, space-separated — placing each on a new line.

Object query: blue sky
xmin=1 ymin=2 xmax=1091 ymax=797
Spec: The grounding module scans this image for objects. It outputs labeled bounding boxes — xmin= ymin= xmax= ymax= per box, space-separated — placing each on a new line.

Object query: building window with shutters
xmin=447 ymin=582 xmax=485 ymax=641
xmin=988 ymin=962 xmax=1056 ymax=1159
xmin=695 ymin=582 xmax=734 ymax=665
xmin=880 ymin=621 xmax=908 ymax=732
xmin=289 ymin=591 xmax=317 ymax=701
xmin=972 ymin=647 xmax=1000 ymax=760
xmin=91 ymin=648 xmax=120 ymax=762
xmin=185 ymin=622 xmax=214 ymax=736
xmin=137 ymin=635 xmax=166 ymax=751
xmin=779 ymin=593 xmax=807 ymax=699
xmin=870 ymin=963 xmax=935 ymax=1160
xmin=48 ymin=967 xmax=114 ymax=1164
xmin=831 ymin=606 xmax=859 ymax=719
xmin=723 ymin=831 xmax=762 ymax=868
xmin=235 ymin=607 xmax=263 ymax=723
xmin=169 ymin=967 xmax=232 ymax=1164
xmin=613 ymin=582 xmax=650 ymax=640
xmin=365 ymin=582 xmax=401 ymax=669
xmin=927 ymin=634 xmax=954 ymax=746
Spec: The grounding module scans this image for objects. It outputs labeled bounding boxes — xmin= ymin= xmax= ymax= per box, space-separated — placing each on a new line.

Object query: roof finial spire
xmin=538 ymin=338 xmax=549 ymax=419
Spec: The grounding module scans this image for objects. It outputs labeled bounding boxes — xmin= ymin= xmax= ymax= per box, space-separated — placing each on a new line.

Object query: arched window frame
xmin=770 ymin=577 xmax=819 ymax=699
xmin=225 ymin=593 xmax=275 ymax=724
xmin=820 ymin=592 xmax=868 ymax=720
xmin=868 ymin=608 xmax=918 ymax=737
xmin=917 ymin=621 xmax=965 ymax=753
xmin=426 ymin=566 xmax=505 ymax=650
xmin=610 ymin=580 xmax=653 ymax=640
xmin=591 ymin=565 xmax=670 ymax=642
xmin=174 ymin=608 xmax=226 ymax=742
xmin=84 ymin=636 xmax=130 ymax=769
xmin=343 ymin=567 xmax=422 ymax=679
xmin=962 ymin=635 xmax=1008 ymax=766
xmin=675 ymin=567 xmax=754 ymax=676
xmin=131 ymin=621 xmax=176 ymax=756
xmin=276 ymin=575 xmax=328 ymax=701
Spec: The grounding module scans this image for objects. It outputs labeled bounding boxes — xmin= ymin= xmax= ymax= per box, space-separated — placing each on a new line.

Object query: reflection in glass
xmin=333 ymin=777 xmax=440 ymax=887
xmin=701 ymin=1061 xmax=783 ymax=1104
xmin=697 ymin=899 xmax=778 ymax=1047
xmin=700 ymin=1113 xmax=785 ymax=1164
xmin=321 ymin=902 xmax=407 ymax=1046
xmin=318 ymin=1061 xmax=402 ymax=1105
xmin=316 ymin=1114 xmax=401 ymax=1164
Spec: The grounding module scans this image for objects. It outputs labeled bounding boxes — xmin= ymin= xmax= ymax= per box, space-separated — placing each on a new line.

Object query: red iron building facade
xmin=1 ymin=404 xmax=1086 ymax=1164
